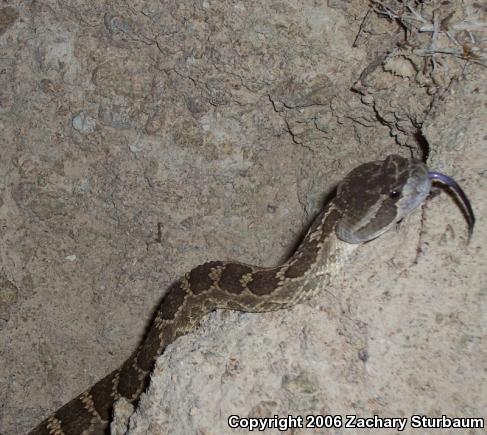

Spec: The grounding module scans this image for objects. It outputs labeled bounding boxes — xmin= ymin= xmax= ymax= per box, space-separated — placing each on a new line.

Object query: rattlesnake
xmin=29 ymin=155 xmax=474 ymax=435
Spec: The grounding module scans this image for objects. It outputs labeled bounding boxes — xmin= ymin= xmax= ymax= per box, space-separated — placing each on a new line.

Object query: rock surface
xmin=0 ymin=1 xmax=485 ymax=434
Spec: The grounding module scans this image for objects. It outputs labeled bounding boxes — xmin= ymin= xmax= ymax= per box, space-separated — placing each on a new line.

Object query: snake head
xmin=335 ymin=154 xmax=475 ymax=244
xmin=335 ymin=155 xmax=426 ymax=243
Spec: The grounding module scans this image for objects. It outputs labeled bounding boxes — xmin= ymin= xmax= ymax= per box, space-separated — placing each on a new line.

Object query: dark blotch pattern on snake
xmin=29 ymin=155 xmax=474 ymax=434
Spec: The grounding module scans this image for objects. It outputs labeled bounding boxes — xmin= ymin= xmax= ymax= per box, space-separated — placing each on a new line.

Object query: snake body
xmin=29 ymin=155 xmax=435 ymax=434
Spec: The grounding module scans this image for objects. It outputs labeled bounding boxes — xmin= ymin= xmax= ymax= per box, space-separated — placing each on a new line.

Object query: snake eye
xmin=389 ymin=189 xmax=401 ymax=199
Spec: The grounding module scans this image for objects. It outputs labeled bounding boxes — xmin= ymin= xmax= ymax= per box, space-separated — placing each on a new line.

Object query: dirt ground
xmin=0 ymin=1 xmax=485 ymax=434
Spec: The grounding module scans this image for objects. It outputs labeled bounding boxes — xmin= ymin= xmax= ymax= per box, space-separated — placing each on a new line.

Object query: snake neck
xmin=262 ymin=200 xmax=357 ymax=307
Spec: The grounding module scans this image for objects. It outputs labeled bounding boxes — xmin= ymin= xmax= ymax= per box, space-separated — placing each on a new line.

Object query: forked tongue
xmin=428 ymin=172 xmax=475 ymax=242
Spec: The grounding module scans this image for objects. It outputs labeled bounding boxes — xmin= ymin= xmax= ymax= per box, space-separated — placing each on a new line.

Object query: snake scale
xmin=29 ymin=155 xmax=474 ymax=434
